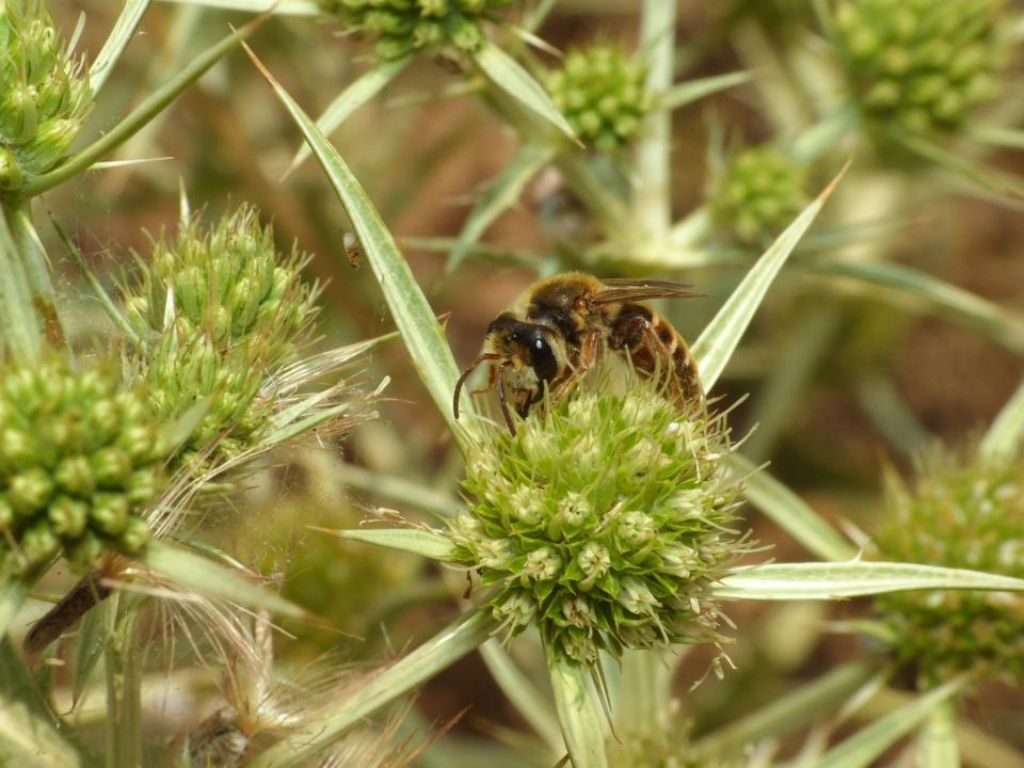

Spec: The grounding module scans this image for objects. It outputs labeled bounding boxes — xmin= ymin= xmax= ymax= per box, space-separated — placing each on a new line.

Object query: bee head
xmin=486 ymin=314 xmax=560 ymax=384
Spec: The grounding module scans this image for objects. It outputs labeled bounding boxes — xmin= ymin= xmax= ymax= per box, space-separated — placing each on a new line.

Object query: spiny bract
xmin=449 ymin=373 xmax=745 ymax=664
xmin=0 ymin=0 xmax=91 ymax=192
xmin=546 ymin=44 xmax=651 ymax=152
xmin=320 ymin=0 xmax=511 ymax=60
xmin=833 ymin=0 xmax=1010 ymax=138
xmin=873 ymin=450 xmax=1024 ymax=686
xmin=0 ymin=356 xmax=167 ymax=576
xmin=121 ymin=205 xmax=318 ymax=464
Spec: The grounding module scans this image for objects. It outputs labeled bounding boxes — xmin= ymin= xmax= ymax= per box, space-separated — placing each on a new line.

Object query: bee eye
xmin=528 ymin=333 xmax=557 ymax=383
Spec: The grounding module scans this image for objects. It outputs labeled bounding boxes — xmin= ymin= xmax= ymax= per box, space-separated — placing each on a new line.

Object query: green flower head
xmin=0 ymin=0 xmax=92 ymax=192
xmin=450 ymin=371 xmax=746 ymax=664
xmin=121 ymin=205 xmax=319 ymax=464
xmin=832 ymin=0 xmax=1011 ymax=139
xmin=0 ymin=355 xmax=168 ymax=576
xmin=546 ymin=44 xmax=651 ymax=152
xmin=873 ymin=449 xmax=1024 ymax=686
xmin=709 ymin=146 xmax=809 ymax=248
xmin=321 ymin=0 xmax=511 ymax=60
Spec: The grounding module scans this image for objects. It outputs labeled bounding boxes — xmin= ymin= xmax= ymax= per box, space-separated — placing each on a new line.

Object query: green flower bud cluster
xmin=709 ymin=147 xmax=809 ymax=248
xmin=833 ymin=0 xmax=1010 ymax=137
xmin=320 ymin=0 xmax=510 ymax=60
xmin=0 ymin=0 xmax=91 ymax=192
xmin=873 ymin=450 xmax=1024 ymax=686
xmin=450 ymin=373 xmax=745 ymax=665
xmin=546 ymin=45 xmax=651 ymax=152
xmin=0 ymin=356 xmax=166 ymax=576
xmin=122 ymin=205 xmax=318 ymax=463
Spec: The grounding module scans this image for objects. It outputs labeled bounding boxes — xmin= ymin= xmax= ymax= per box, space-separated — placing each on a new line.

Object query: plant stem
xmin=547 ymin=653 xmax=609 ymax=768
xmin=634 ymin=0 xmax=676 ymax=241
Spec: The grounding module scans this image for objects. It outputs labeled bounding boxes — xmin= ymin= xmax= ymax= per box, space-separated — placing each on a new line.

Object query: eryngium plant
xmin=449 ymin=374 xmax=745 ymax=664
xmin=709 ymin=147 xmax=809 ymax=247
xmin=546 ymin=45 xmax=651 ymax=152
xmin=873 ymin=449 xmax=1024 ymax=686
xmin=0 ymin=0 xmax=91 ymax=192
xmin=0 ymin=355 xmax=167 ymax=576
xmin=832 ymin=0 xmax=1010 ymax=138
xmin=320 ymin=0 xmax=511 ymax=60
xmin=122 ymin=205 xmax=318 ymax=464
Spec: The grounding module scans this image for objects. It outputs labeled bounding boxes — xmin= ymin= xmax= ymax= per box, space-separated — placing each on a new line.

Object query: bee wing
xmin=592 ymin=278 xmax=700 ymax=305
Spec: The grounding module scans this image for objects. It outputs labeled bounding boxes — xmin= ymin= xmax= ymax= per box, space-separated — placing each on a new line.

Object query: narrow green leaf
xmin=714 ymin=561 xmax=1024 ymax=601
xmin=156 ymin=0 xmax=320 ymax=12
xmin=21 ymin=15 xmax=267 ymax=196
xmin=140 ymin=541 xmax=307 ymax=620
xmin=72 ymin=601 xmax=111 ymax=710
xmin=0 ymin=206 xmax=45 ymax=362
xmin=0 ymin=692 xmax=80 ymax=768
xmin=244 ymin=44 xmax=478 ymax=443
xmin=547 ymin=652 xmax=609 ymax=768
xmin=980 ymin=378 xmax=1024 ymax=460
xmin=248 ymin=611 xmax=496 ymax=767
xmin=808 ymin=258 xmax=1024 ymax=355
xmin=820 ymin=678 xmax=965 ymax=768
xmin=690 ymin=661 xmax=876 ymax=760
xmin=0 ymin=637 xmax=50 ymax=718
xmin=89 ymin=0 xmax=152 ymax=95
xmin=0 ymin=579 xmax=27 ymax=637
xmin=898 ymin=132 xmax=1024 ymax=203
xmin=480 ymin=641 xmax=562 ymax=752
xmin=447 ymin=143 xmax=554 ymax=273
xmin=285 ymin=57 xmax=411 ymax=178
xmin=970 ymin=125 xmax=1024 ymax=150
xmin=473 ymin=42 xmax=578 ymax=143
xmin=917 ymin=700 xmax=960 ymax=768
xmin=692 ymin=164 xmax=847 ymax=391
xmin=338 ymin=463 xmax=464 ymax=519
xmin=659 ymin=71 xmax=751 ymax=111
xmin=320 ymin=527 xmax=455 ymax=561
xmin=9 ymin=207 xmax=65 ymax=349
xmin=730 ymin=455 xmax=856 ymax=562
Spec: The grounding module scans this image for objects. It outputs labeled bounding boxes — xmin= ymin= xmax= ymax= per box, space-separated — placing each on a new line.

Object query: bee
xmin=453 ymin=272 xmax=703 ymax=433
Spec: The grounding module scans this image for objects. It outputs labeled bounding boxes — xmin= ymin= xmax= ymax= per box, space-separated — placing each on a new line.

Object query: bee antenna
xmin=453 ymin=353 xmax=500 ymax=420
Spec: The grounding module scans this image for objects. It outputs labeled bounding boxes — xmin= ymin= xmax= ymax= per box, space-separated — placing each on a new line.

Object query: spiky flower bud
xmin=873 ymin=450 xmax=1024 ymax=686
xmin=709 ymin=147 xmax=809 ymax=248
xmin=0 ymin=356 xmax=167 ymax=576
xmin=832 ymin=0 xmax=1010 ymax=138
xmin=0 ymin=0 xmax=92 ymax=192
xmin=449 ymin=373 xmax=745 ymax=664
xmin=319 ymin=0 xmax=510 ymax=60
xmin=121 ymin=205 xmax=318 ymax=463
xmin=546 ymin=45 xmax=651 ymax=152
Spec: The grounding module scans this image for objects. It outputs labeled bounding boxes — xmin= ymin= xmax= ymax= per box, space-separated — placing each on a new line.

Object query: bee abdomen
xmin=609 ymin=305 xmax=703 ymax=407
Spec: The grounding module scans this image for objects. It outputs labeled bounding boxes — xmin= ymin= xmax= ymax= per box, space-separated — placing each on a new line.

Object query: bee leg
xmin=612 ymin=316 xmax=701 ymax=409
xmin=454 ymin=353 xmax=502 ymax=419
xmin=548 ymin=329 xmax=603 ymax=403
xmin=496 ymin=363 xmax=517 ymax=434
